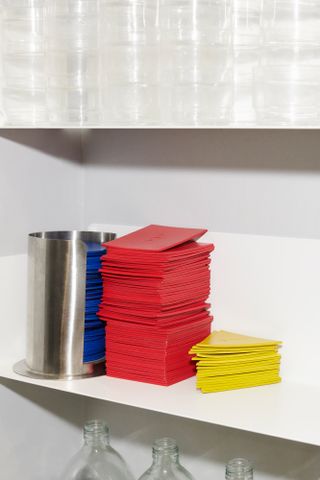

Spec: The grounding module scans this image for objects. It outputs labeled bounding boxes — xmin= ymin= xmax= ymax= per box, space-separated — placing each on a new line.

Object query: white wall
xmin=0 ymin=129 xmax=83 ymax=256
xmin=83 ymin=129 xmax=320 ymax=239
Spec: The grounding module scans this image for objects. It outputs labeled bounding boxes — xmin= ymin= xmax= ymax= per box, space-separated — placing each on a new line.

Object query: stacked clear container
xmin=99 ymin=1 xmax=160 ymax=126
xmin=255 ymin=0 xmax=320 ymax=125
xmin=160 ymin=0 xmax=233 ymax=126
xmin=47 ymin=0 xmax=100 ymax=125
xmin=2 ymin=0 xmax=320 ymax=127
xmin=232 ymin=0 xmax=262 ymax=124
xmin=1 ymin=0 xmax=47 ymax=125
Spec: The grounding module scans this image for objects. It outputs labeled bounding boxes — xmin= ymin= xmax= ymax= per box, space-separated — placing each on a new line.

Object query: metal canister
xmin=14 ymin=230 xmax=115 ymax=379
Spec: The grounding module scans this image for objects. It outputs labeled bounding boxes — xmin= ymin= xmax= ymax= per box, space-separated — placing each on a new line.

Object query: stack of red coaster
xmin=98 ymin=225 xmax=214 ymax=386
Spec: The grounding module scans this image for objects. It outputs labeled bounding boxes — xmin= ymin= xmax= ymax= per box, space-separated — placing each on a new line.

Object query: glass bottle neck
xmin=83 ymin=420 xmax=110 ymax=450
xmin=225 ymin=458 xmax=253 ymax=480
xmin=152 ymin=450 xmax=179 ymax=465
xmin=152 ymin=438 xmax=179 ymax=465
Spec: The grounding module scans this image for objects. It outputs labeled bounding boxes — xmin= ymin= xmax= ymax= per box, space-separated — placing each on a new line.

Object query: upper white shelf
xmin=1 ymin=365 xmax=319 ymax=447
xmin=1 ymin=126 xmax=320 ymax=130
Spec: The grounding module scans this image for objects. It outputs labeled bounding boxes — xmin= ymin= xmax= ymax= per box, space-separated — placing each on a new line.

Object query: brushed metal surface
xmin=14 ymin=230 xmax=115 ymax=380
xmin=13 ymin=358 xmax=106 ymax=380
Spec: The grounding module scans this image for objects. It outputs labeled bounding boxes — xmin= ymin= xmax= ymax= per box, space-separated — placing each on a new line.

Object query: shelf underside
xmin=1 ymin=126 xmax=320 ymax=130
xmin=1 ymin=364 xmax=318 ymax=447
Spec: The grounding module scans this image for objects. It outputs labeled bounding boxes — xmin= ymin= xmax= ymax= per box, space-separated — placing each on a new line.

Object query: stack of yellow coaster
xmin=190 ymin=330 xmax=282 ymax=393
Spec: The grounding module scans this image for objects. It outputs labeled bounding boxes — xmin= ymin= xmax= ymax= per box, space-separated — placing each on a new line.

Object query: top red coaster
xmin=104 ymin=224 xmax=207 ymax=252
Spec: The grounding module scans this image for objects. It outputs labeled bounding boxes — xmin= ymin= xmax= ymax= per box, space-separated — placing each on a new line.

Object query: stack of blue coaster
xmin=83 ymin=242 xmax=106 ymax=363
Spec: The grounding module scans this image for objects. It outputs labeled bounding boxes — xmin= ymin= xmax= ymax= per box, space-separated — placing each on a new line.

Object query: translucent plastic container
xmin=49 ymin=0 xmax=99 ymax=17
xmin=160 ymin=44 xmax=233 ymax=125
xmin=47 ymin=17 xmax=99 ymax=52
xmin=48 ymin=52 xmax=99 ymax=88
xmin=232 ymin=0 xmax=263 ymax=47
xmin=169 ymin=78 xmax=233 ymax=125
xmin=47 ymin=0 xmax=99 ymax=52
xmin=260 ymin=44 xmax=320 ymax=67
xmin=46 ymin=0 xmax=100 ymax=125
xmin=2 ymin=0 xmax=46 ymax=19
xmin=254 ymin=65 xmax=320 ymax=125
xmin=2 ymin=18 xmax=45 ymax=53
xmin=2 ymin=86 xmax=46 ymax=125
xmin=100 ymin=22 xmax=160 ymax=124
xmin=48 ymin=87 xmax=100 ymax=125
xmin=2 ymin=0 xmax=46 ymax=52
xmin=99 ymin=0 xmax=159 ymax=45
xmin=1 ymin=0 xmax=46 ymax=125
xmin=2 ymin=53 xmax=45 ymax=87
xmin=261 ymin=0 xmax=320 ymax=46
xmin=101 ymin=83 xmax=160 ymax=126
xmin=232 ymin=0 xmax=262 ymax=99
xmin=233 ymin=46 xmax=260 ymax=82
xmin=102 ymin=44 xmax=159 ymax=84
xmin=159 ymin=0 xmax=231 ymax=45
xmin=162 ymin=44 xmax=232 ymax=84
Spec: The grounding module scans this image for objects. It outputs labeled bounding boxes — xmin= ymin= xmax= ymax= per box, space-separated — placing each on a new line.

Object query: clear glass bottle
xmin=61 ymin=419 xmax=134 ymax=480
xmin=138 ymin=437 xmax=195 ymax=480
xmin=225 ymin=458 xmax=254 ymax=480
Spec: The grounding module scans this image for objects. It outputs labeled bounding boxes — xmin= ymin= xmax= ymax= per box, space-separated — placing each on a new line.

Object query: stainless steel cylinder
xmin=14 ymin=230 xmax=115 ymax=380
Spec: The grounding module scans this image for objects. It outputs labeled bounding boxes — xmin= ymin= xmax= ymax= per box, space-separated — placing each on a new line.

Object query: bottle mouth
xmin=152 ymin=437 xmax=179 ymax=455
xmin=226 ymin=458 xmax=253 ymax=478
xmin=84 ymin=419 xmax=109 ymax=437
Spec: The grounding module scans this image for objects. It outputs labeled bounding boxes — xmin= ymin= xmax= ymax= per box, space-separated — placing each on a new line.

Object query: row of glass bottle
xmin=62 ymin=419 xmax=253 ymax=480
xmin=1 ymin=0 xmax=320 ymax=126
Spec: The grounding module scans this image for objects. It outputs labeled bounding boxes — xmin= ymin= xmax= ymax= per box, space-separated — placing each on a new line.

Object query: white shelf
xmin=1 ymin=363 xmax=319 ymax=447
xmin=1 ymin=125 xmax=320 ymax=130
xmin=3 ymin=230 xmax=320 ymax=448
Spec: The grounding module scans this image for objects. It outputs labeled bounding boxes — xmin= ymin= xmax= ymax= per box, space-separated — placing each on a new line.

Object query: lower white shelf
xmin=3 ymin=230 xmax=320 ymax=449
xmin=0 ymin=363 xmax=318 ymax=447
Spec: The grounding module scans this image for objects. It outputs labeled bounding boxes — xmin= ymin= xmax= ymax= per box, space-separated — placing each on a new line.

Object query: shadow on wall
xmin=83 ymin=129 xmax=320 ymax=171
xmin=0 ymin=378 xmax=86 ymax=427
xmin=2 ymin=129 xmax=320 ymax=172
xmin=0 ymin=129 xmax=82 ymax=163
